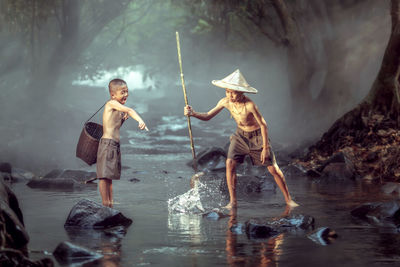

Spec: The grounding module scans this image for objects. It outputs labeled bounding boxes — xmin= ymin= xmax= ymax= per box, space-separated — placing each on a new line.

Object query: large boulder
xmin=0 ymin=180 xmax=53 ymax=265
xmin=0 ymin=180 xmax=29 ymax=250
xmin=64 ymin=199 xmax=133 ymax=229
xmin=53 ymin=241 xmax=103 ymax=266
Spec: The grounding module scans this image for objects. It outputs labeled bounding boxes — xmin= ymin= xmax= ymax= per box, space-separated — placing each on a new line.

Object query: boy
xmin=97 ymin=78 xmax=147 ymax=207
xmin=184 ymin=69 xmax=298 ymax=209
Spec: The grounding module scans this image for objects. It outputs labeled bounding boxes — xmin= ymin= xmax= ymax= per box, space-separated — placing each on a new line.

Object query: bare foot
xmin=286 ymin=200 xmax=299 ymax=207
xmin=222 ymin=202 xmax=237 ymax=210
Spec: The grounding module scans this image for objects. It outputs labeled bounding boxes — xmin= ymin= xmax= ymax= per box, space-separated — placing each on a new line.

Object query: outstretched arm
xmin=184 ymin=98 xmax=226 ymax=121
xmin=108 ymin=100 xmax=146 ymax=130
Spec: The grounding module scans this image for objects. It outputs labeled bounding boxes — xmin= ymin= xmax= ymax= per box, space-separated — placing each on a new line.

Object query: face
xmin=225 ymin=89 xmax=242 ymax=102
xmin=111 ymin=85 xmax=129 ymax=104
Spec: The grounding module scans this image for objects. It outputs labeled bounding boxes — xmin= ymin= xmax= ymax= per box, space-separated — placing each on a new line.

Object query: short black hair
xmin=108 ymin=78 xmax=127 ymax=94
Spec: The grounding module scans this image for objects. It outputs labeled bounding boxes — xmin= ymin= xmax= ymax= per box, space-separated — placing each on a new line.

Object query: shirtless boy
xmin=97 ymin=78 xmax=147 ymax=207
xmin=184 ymin=69 xmax=298 ymax=209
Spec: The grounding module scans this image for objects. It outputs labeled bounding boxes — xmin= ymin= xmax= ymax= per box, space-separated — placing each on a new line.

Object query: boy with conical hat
xmin=184 ymin=69 xmax=298 ymax=209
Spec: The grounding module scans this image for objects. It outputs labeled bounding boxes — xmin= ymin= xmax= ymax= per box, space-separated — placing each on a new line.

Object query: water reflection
xmin=65 ymin=226 xmax=126 ymax=267
xmin=226 ymin=207 xmax=291 ymax=267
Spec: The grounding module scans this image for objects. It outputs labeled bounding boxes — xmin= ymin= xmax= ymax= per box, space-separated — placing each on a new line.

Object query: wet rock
xmin=0 ymin=180 xmax=29 ymax=250
xmin=284 ymin=163 xmax=309 ymax=176
xmin=351 ymin=201 xmax=400 ymax=225
xmin=0 ymin=249 xmax=53 ymax=267
xmin=43 ymin=169 xmax=96 ymax=183
xmin=306 ymin=169 xmax=322 ymax=178
xmin=189 ymin=147 xmax=227 ymax=172
xmin=245 ymin=214 xmax=315 ymax=239
xmin=1 ymin=171 xmax=12 ymax=182
xmin=220 ymin=175 xmax=275 ymax=195
xmin=270 ymin=214 xmax=315 ymax=231
xmin=321 ymin=162 xmax=356 ymax=181
xmin=64 ymin=199 xmax=133 ymax=229
xmin=26 ymin=178 xmax=87 ymax=191
xmin=202 ymin=210 xmax=229 ymax=221
xmin=245 ymin=220 xmax=279 ymax=239
xmin=381 ymin=182 xmax=400 ymax=196
xmin=0 ymin=162 xmax=12 ymax=173
xmin=53 ymin=241 xmax=103 ymax=265
xmin=230 ymin=223 xmax=245 ymax=234
xmin=129 ymin=178 xmax=141 ymax=183
xmin=11 ymin=168 xmax=38 ymax=181
xmin=260 ymin=178 xmax=276 ymax=191
xmin=319 ymin=152 xmax=356 ymax=180
xmin=307 ymin=227 xmax=338 ymax=246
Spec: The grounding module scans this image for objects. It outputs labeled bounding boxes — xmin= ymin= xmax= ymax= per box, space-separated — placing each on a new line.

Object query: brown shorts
xmin=227 ymin=128 xmax=276 ymax=166
xmin=96 ymin=138 xmax=121 ymax=180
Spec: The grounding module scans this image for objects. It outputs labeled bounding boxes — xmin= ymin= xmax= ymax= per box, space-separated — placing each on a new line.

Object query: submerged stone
xmin=203 ymin=210 xmax=229 ymax=221
xmin=43 ymin=169 xmax=96 ymax=182
xmin=27 ymin=178 xmax=88 ymax=191
xmin=245 ymin=220 xmax=279 ymax=239
xmin=53 ymin=241 xmax=103 ymax=265
xmin=64 ymin=199 xmax=133 ymax=229
xmin=351 ymin=201 xmax=400 ymax=226
xmin=307 ymin=227 xmax=338 ymax=246
xmin=230 ymin=223 xmax=245 ymax=234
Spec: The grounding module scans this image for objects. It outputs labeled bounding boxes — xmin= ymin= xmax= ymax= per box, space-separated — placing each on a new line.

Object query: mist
xmin=0 ymin=0 xmax=391 ymax=173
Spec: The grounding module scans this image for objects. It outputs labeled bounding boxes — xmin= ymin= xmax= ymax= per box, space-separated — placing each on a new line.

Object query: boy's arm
xmin=184 ymin=98 xmax=226 ymax=121
xmin=248 ymin=102 xmax=270 ymax=163
xmin=108 ymin=100 xmax=146 ymax=129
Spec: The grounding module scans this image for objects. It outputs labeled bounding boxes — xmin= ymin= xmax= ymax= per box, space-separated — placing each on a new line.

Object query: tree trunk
xmin=271 ymin=0 xmax=315 ymax=123
xmin=307 ymin=0 xmax=400 ymax=156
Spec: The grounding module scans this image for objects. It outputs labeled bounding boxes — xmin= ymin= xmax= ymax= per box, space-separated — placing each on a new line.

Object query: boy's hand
xmin=138 ymin=121 xmax=147 ymax=130
xmin=260 ymin=147 xmax=270 ymax=164
xmin=184 ymin=105 xmax=194 ymax=116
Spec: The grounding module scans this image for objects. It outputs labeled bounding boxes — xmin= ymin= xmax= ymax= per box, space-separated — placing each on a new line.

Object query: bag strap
xmin=86 ymin=102 xmax=106 ymax=123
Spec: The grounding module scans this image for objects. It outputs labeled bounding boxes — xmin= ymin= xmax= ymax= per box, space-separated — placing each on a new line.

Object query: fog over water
xmin=0 ymin=0 xmax=391 ymax=172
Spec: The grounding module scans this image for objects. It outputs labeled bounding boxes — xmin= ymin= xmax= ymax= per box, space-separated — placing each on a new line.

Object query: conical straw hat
xmin=211 ymin=69 xmax=258 ymax=94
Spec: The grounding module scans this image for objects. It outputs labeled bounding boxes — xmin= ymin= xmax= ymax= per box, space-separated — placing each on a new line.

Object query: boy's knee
xmin=226 ymin=159 xmax=236 ymax=169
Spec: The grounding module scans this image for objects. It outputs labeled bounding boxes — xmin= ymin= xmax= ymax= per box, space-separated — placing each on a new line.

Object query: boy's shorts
xmin=96 ymin=138 xmax=121 ymax=180
xmin=227 ymin=128 xmax=276 ymax=166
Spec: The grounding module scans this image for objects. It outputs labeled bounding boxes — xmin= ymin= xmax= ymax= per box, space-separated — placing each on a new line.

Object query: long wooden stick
xmin=176 ymin=31 xmax=197 ymax=171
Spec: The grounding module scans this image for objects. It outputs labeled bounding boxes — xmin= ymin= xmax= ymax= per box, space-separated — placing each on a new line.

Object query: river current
xmin=10 ymin=97 xmax=400 ymax=267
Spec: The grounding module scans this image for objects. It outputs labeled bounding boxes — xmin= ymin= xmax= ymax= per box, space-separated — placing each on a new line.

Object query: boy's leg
xmin=99 ymin=178 xmax=111 ymax=207
xmin=224 ymin=158 xmax=238 ymax=209
xmin=267 ymin=164 xmax=299 ymax=207
xmin=109 ymin=182 xmax=113 ymax=207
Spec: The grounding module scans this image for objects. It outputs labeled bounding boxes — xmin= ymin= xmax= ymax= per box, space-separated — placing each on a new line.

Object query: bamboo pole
xmin=176 ymin=31 xmax=197 ymax=171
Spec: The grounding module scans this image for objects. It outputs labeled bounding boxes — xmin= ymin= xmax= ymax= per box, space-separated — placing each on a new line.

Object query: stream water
xmin=9 ymin=105 xmax=400 ymax=267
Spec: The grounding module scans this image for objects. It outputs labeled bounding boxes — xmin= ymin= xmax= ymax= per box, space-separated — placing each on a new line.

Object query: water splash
xmin=167 ymin=180 xmax=227 ymax=214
